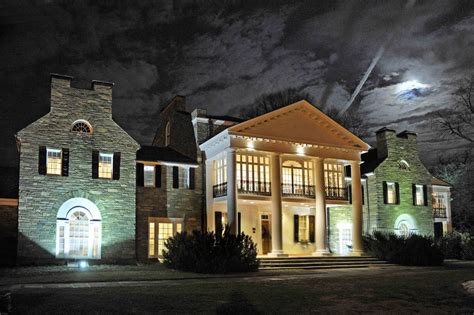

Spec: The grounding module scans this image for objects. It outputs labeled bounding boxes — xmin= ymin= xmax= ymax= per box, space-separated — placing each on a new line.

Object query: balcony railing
xmin=433 ymin=207 xmax=447 ymax=218
xmin=213 ymin=183 xmax=227 ymax=198
xmin=238 ymin=180 xmax=271 ymax=196
xmin=281 ymin=183 xmax=315 ymax=198
xmin=325 ymin=186 xmax=348 ymax=200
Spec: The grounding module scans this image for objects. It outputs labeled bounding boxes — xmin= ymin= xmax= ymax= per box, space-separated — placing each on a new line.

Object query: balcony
xmin=325 ymin=186 xmax=348 ymax=200
xmin=238 ymin=180 xmax=271 ymax=196
xmin=433 ymin=207 xmax=447 ymax=218
xmin=281 ymin=184 xmax=315 ymax=198
xmin=213 ymin=183 xmax=227 ymax=198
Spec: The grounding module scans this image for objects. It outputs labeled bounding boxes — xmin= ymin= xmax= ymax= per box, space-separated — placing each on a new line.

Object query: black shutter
xmin=136 ymin=163 xmax=144 ymax=186
xmin=423 ymin=185 xmax=428 ymax=206
xmin=38 ymin=146 xmax=47 ymax=175
xmin=382 ymin=181 xmax=388 ymax=204
xmin=412 ymin=184 xmax=417 ymax=205
xmin=309 ymin=215 xmax=315 ymax=243
xmin=294 ymin=215 xmax=299 ymax=243
xmin=348 ymin=184 xmax=352 ymax=204
xmin=215 ymin=211 xmax=223 ymax=236
xmin=92 ymin=150 xmax=99 ymax=179
xmin=61 ymin=148 xmax=69 ymax=177
xmin=395 ymin=182 xmax=400 ymax=204
xmin=112 ymin=152 xmax=121 ymax=180
xmin=172 ymin=166 xmax=179 ymax=188
xmin=155 ymin=165 xmax=162 ymax=188
xmin=238 ymin=212 xmax=241 ymax=234
xmin=361 ymin=185 xmax=365 ymax=205
xmin=189 ymin=168 xmax=195 ymax=190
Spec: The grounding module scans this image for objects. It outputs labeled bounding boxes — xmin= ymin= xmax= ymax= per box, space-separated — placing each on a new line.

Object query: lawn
xmin=4 ymin=262 xmax=474 ymax=313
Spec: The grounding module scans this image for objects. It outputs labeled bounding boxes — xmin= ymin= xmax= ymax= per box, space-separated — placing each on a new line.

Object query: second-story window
xmin=414 ymin=184 xmax=424 ymax=206
xmin=144 ymin=165 xmax=155 ymax=187
xmin=47 ymin=148 xmax=62 ymax=175
xmin=214 ymin=158 xmax=227 ymax=185
xmin=384 ymin=181 xmax=399 ymax=204
xmin=282 ymin=160 xmax=313 ymax=196
xmin=99 ymin=153 xmax=113 ymax=179
xmin=324 ymin=162 xmax=345 ymax=198
xmin=236 ymin=154 xmax=270 ymax=194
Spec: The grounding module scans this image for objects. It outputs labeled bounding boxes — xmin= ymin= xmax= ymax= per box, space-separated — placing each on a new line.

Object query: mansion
xmin=0 ymin=74 xmax=452 ymax=264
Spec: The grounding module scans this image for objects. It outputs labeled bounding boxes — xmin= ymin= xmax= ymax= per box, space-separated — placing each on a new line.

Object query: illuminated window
xmin=398 ymin=222 xmax=410 ymax=237
xmin=214 ymin=158 xmax=227 ymax=185
xmin=432 ymin=192 xmax=446 ymax=209
xmin=165 ymin=121 xmax=171 ymax=146
xmin=298 ymin=216 xmax=309 ymax=242
xmin=148 ymin=218 xmax=183 ymax=258
xmin=324 ymin=162 xmax=345 ymax=198
xmin=144 ymin=165 xmax=155 ymax=187
xmin=72 ymin=120 xmax=92 ymax=134
xmin=282 ymin=160 xmax=313 ymax=196
xmin=69 ymin=211 xmax=90 ymax=257
xmin=47 ymin=148 xmax=62 ymax=175
xmin=99 ymin=153 xmax=113 ymax=179
xmin=414 ymin=184 xmax=424 ymax=206
xmin=386 ymin=182 xmax=397 ymax=204
xmin=236 ymin=154 xmax=270 ymax=193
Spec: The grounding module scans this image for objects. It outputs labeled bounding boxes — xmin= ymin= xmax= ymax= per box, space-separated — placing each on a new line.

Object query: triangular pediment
xmin=228 ymin=100 xmax=369 ymax=150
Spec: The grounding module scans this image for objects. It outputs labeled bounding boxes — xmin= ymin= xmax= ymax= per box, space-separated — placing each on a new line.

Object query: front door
xmin=261 ymin=214 xmax=271 ymax=255
xmin=434 ymin=222 xmax=443 ymax=239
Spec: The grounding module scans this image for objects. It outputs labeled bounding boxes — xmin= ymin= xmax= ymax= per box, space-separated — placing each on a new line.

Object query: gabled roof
xmin=137 ymin=146 xmax=197 ymax=165
xmin=432 ymin=177 xmax=451 ymax=187
xmin=227 ymin=100 xmax=369 ymax=151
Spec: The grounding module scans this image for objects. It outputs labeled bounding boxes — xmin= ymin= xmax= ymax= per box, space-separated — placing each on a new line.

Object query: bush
xmin=162 ymin=227 xmax=259 ymax=273
xmin=364 ymin=231 xmax=444 ymax=266
xmin=439 ymin=232 xmax=474 ymax=260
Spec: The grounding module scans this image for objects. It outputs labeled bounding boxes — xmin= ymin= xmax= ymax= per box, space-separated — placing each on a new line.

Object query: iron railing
xmin=213 ymin=183 xmax=227 ymax=198
xmin=325 ymin=186 xmax=348 ymax=200
xmin=433 ymin=207 xmax=447 ymax=218
xmin=281 ymin=184 xmax=315 ymax=198
xmin=238 ymin=180 xmax=271 ymax=196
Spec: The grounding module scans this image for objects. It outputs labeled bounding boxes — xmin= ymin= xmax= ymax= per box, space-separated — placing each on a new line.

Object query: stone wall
xmin=328 ymin=206 xmax=352 ymax=254
xmin=17 ymin=75 xmax=140 ymax=264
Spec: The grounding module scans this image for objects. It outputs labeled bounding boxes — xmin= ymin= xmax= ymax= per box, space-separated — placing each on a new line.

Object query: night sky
xmin=1 ymin=0 xmax=473 ymax=167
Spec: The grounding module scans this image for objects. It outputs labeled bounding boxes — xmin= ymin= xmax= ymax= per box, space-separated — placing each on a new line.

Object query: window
xmin=399 ymin=160 xmax=410 ymax=170
xmin=298 ymin=216 xmax=309 ymax=242
xmin=324 ymin=161 xmax=345 ymax=199
xmin=293 ymin=214 xmax=315 ymax=243
xmin=99 ymin=153 xmax=113 ymax=179
xmin=414 ymin=184 xmax=424 ymax=206
xmin=144 ymin=165 xmax=155 ymax=187
xmin=183 ymin=168 xmax=189 ymax=189
xmin=165 ymin=121 xmax=171 ymax=146
xmin=46 ymin=148 xmax=62 ymax=175
xmin=236 ymin=154 xmax=270 ymax=194
xmin=398 ymin=222 xmax=410 ymax=237
xmin=432 ymin=192 xmax=446 ymax=210
xmin=385 ymin=182 xmax=398 ymax=204
xmin=148 ymin=218 xmax=183 ymax=258
xmin=282 ymin=160 xmax=313 ymax=196
xmin=72 ymin=120 xmax=92 ymax=134
xmin=214 ymin=158 xmax=227 ymax=185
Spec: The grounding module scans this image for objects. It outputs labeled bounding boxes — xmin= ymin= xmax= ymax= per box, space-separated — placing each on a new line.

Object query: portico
xmin=200 ymin=101 xmax=369 ymax=256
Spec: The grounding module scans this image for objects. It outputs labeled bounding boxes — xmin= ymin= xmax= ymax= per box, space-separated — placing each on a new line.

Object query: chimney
xmin=375 ymin=127 xmax=396 ymax=159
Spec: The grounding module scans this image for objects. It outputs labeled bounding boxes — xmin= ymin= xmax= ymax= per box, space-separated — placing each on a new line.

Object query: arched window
xmin=394 ymin=214 xmax=417 ymax=238
xmin=165 ymin=121 xmax=171 ymax=146
xmin=72 ymin=120 xmax=92 ymax=134
xmin=398 ymin=159 xmax=410 ymax=170
xmin=398 ymin=222 xmax=410 ymax=238
xmin=282 ymin=160 xmax=313 ymax=196
xmin=56 ymin=198 xmax=101 ymax=259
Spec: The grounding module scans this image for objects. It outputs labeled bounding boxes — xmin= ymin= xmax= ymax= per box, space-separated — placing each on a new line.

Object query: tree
xmin=435 ymin=75 xmax=474 ymax=144
xmin=238 ymin=88 xmax=369 ymax=139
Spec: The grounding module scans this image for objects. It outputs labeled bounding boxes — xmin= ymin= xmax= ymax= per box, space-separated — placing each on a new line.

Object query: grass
xmin=4 ymin=262 xmax=474 ymax=313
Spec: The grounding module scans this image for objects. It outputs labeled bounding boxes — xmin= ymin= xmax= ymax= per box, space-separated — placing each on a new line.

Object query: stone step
xmin=260 ymin=260 xmax=387 ymax=267
xmin=258 ymin=256 xmax=388 ymax=270
xmin=259 ymin=257 xmax=380 ymax=264
xmin=259 ymin=264 xmax=377 ymax=270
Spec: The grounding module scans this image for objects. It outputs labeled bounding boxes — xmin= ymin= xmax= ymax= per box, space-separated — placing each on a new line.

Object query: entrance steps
xmin=259 ymin=256 xmax=388 ymax=270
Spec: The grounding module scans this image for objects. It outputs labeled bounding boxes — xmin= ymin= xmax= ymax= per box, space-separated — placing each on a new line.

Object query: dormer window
xmin=165 ymin=121 xmax=171 ymax=146
xmin=72 ymin=120 xmax=92 ymax=134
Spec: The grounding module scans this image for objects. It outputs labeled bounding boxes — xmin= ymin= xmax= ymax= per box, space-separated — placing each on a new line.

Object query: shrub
xmin=438 ymin=231 xmax=474 ymax=260
xmin=364 ymin=231 xmax=444 ymax=266
xmin=162 ymin=227 xmax=259 ymax=273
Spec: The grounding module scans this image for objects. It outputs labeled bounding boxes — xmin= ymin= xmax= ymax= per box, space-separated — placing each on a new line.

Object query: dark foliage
xmin=438 ymin=232 xmax=474 ymax=260
xmin=162 ymin=227 xmax=259 ymax=273
xmin=364 ymin=231 xmax=444 ymax=266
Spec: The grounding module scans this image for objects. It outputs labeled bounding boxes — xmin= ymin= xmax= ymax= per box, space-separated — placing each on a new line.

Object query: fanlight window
xmin=72 ymin=120 xmax=92 ymax=134
xmin=399 ymin=160 xmax=410 ymax=170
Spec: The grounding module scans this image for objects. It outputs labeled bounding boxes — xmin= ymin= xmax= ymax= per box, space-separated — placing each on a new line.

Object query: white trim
xmin=394 ymin=214 xmax=417 ymax=236
xmin=136 ymin=160 xmax=199 ymax=168
xmin=57 ymin=198 xmax=101 ymax=220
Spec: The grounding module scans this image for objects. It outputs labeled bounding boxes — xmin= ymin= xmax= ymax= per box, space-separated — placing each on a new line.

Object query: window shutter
xmin=294 ymin=215 xmax=299 ymax=243
xmin=92 ymin=150 xmax=99 ymax=179
xmin=309 ymin=215 xmax=315 ymax=243
xmin=112 ymin=152 xmax=121 ymax=180
xmin=238 ymin=212 xmax=241 ymax=234
xmin=136 ymin=163 xmax=144 ymax=186
xmin=382 ymin=181 xmax=388 ymax=204
xmin=155 ymin=165 xmax=162 ymax=188
xmin=395 ymin=182 xmax=400 ymax=204
xmin=61 ymin=148 xmax=69 ymax=177
xmin=189 ymin=168 xmax=195 ymax=190
xmin=348 ymin=184 xmax=352 ymax=204
xmin=361 ymin=185 xmax=365 ymax=205
xmin=38 ymin=146 xmax=47 ymax=175
xmin=172 ymin=166 xmax=179 ymax=188
xmin=412 ymin=184 xmax=416 ymax=205
xmin=423 ymin=185 xmax=428 ymax=206
xmin=215 ymin=211 xmax=223 ymax=236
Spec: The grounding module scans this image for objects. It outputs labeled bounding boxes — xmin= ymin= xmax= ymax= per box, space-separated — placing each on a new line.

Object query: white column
xmin=269 ymin=153 xmax=287 ymax=257
xmin=313 ymin=157 xmax=331 ymax=256
xmin=226 ymin=149 xmax=238 ymax=234
xmin=350 ymin=160 xmax=364 ymax=256
xmin=205 ymin=159 xmax=214 ymax=232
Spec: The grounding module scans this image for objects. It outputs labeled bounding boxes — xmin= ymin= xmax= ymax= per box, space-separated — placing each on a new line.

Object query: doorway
xmin=261 ymin=214 xmax=271 ymax=255
xmin=434 ymin=222 xmax=443 ymax=239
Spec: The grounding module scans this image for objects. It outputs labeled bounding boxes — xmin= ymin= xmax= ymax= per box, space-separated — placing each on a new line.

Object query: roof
xmin=137 ymin=146 xmax=198 ymax=165
xmin=360 ymin=148 xmax=386 ymax=175
xmin=432 ymin=177 xmax=451 ymax=187
xmin=0 ymin=167 xmax=19 ymax=198
xmin=205 ymin=114 xmax=243 ymax=123
xmin=227 ymin=100 xmax=370 ymax=151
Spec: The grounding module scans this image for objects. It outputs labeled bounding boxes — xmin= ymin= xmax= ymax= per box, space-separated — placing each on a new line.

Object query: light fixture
xmin=296 ymin=145 xmax=305 ymax=156
xmin=79 ymin=260 xmax=89 ymax=269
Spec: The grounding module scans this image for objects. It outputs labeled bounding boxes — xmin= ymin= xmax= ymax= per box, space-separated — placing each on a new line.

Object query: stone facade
xmin=16 ymin=75 xmax=140 ymax=264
